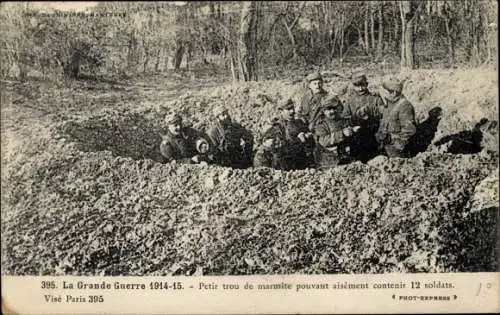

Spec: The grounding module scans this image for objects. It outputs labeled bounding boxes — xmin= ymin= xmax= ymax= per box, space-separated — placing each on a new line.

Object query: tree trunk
xmin=143 ymin=37 xmax=150 ymax=73
xmin=376 ymin=4 xmax=384 ymax=59
xmin=339 ymin=12 xmax=345 ymax=62
xmin=400 ymin=1 xmax=418 ymax=69
xmin=174 ymin=41 xmax=185 ymax=70
xmin=394 ymin=11 xmax=399 ymax=51
xmin=238 ymin=1 xmax=259 ymax=81
xmin=364 ymin=6 xmax=370 ymax=54
xmin=442 ymin=1 xmax=455 ymax=65
xmin=370 ymin=4 xmax=376 ymax=56
xmin=127 ymin=32 xmax=138 ymax=70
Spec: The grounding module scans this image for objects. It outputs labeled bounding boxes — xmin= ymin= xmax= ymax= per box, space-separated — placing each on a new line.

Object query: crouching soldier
xmin=160 ymin=113 xmax=204 ymax=164
xmin=207 ymin=106 xmax=254 ymax=168
xmin=375 ymin=80 xmax=417 ymax=158
xmin=312 ymin=95 xmax=361 ymax=168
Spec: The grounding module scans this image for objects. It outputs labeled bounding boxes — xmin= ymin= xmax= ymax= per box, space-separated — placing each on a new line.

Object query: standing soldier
xmin=255 ymin=98 xmax=314 ymax=170
xmin=160 ymin=113 xmax=205 ymax=164
xmin=342 ymin=73 xmax=385 ymax=162
xmin=207 ymin=105 xmax=254 ymax=168
xmin=312 ymin=95 xmax=361 ymax=168
xmin=375 ymin=80 xmax=417 ymax=158
xmin=296 ymin=72 xmax=329 ymax=129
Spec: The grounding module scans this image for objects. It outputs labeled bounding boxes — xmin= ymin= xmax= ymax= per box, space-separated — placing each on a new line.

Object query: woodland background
xmin=0 ymin=1 xmax=497 ymax=82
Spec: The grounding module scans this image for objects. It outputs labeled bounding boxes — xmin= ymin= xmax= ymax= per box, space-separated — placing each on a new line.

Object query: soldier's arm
xmin=160 ymin=141 xmax=175 ymax=163
xmin=434 ymin=134 xmax=454 ymax=146
xmin=341 ymin=100 xmax=353 ymax=121
xmin=254 ymin=148 xmax=271 ymax=168
xmin=206 ymin=124 xmax=222 ymax=148
xmin=393 ymin=102 xmax=417 ymax=145
xmin=296 ymin=93 xmax=310 ymax=123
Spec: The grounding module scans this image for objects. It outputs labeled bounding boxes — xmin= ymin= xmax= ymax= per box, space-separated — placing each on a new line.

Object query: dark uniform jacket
xmin=160 ymin=127 xmax=200 ymax=163
xmin=342 ymin=89 xmax=384 ymax=162
xmin=207 ymin=120 xmax=254 ymax=168
xmin=375 ymin=96 xmax=417 ymax=157
xmin=256 ymin=118 xmax=312 ymax=170
xmin=297 ymin=88 xmax=328 ymax=128
xmin=313 ymin=116 xmax=353 ymax=168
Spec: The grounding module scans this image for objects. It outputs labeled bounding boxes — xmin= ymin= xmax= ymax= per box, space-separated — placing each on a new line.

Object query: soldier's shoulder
xmin=399 ymin=98 xmax=415 ymax=110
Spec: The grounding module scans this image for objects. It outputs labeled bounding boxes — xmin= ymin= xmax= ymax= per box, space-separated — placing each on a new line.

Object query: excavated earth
xmin=1 ymin=68 xmax=498 ymax=275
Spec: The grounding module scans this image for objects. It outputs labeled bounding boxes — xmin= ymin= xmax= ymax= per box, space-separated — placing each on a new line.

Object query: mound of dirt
xmin=1 ymin=123 xmax=498 ymax=275
xmin=1 ymin=68 xmax=498 ymax=276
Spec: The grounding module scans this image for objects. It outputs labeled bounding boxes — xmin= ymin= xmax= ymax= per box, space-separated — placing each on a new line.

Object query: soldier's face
xmin=168 ymin=123 xmax=181 ymax=135
xmin=323 ymin=107 xmax=334 ymax=118
xmin=353 ymin=83 xmax=368 ymax=93
xmin=282 ymin=108 xmax=295 ymax=120
xmin=325 ymin=106 xmax=342 ymax=119
xmin=309 ymin=80 xmax=323 ymax=94
xmin=198 ymin=142 xmax=209 ymax=153
xmin=218 ymin=113 xmax=230 ymax=123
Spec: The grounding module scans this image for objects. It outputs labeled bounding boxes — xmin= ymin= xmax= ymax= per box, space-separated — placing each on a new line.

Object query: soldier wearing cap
xmin=160 ymin=113 xmax=205 ymax=164
xmin=207 ymin=105 xmax=253 ymax=168
xmin=255 ymin=98 xmax=314 ymax=170
xmin=254 ymin=121 xmax=286 ymax=169
xmin=312 ymin=95 xmax=361 ymax=168
xmin=375 ymin=80 xmax=417 ymax=158
xmin=342 ymin=73 xmax=385 ymax=163
xmin=296 ymin=72 xmax=329 ymax=128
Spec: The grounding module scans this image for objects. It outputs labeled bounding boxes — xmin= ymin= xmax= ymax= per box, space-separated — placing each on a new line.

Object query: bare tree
xmin=399 ymin=0 xmax=420 ymax=69
xmin=238 ymin=1 xmax=260 ymax=81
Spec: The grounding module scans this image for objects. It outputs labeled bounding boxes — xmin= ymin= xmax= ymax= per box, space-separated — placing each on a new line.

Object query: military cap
xmin=306 ymin=72 xmax=323 ymax=82
xmin=382 ymin=80 xmax=404 ymax=94
xmin=320 ymin=95 xmax=343 ymax=109
xmin=428 ymin=107 xmax=443 ymax=118
xmin=352 ymin=73 xmax=368 ymax=86
xmin=213 ymin=105 xmax=229 ymax=117
xmin=165 ymin=113 xmax=182 ymax=125
xmin=278 ymin=98 xmax=295 ymax=110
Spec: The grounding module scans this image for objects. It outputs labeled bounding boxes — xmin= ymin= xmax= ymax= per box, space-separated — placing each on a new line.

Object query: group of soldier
xmin=160 ymin=72 xmax=421 ymax=170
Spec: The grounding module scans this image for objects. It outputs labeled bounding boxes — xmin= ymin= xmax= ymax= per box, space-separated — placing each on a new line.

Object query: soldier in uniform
xmin=206 ymin=106 xmax=254 ymax=169
xmin=160 ymin=113 xmax=205 ymax=164
xmin=254 ymin=98 xmax=314 ymax=170
xmin=296 ymin=72 xmax=329 ymax=129
xmin=342 ymin=73 xmax=385 ymax=163
xmin=253 ymin=125 xmax=286 ymax=169
xmin=312 ymin=95 xmax=361 ymax=168
xmin=375 ymin=80 xmax=417 ymax=158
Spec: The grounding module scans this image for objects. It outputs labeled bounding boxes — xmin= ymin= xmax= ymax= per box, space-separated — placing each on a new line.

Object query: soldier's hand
xmin=263 ymin=138 xmax=274 ymax=149
xmin=191 ymin=155 xmax=200 ymax=163
xmin=240 ymin=138 xmax=246 ymax=148
xmin=305 ymin=132 xmax=313 ymax=138
xmin=356 ymin=106 xmax=370 ymax=120
xmin=352 ymin=126 xmax=361 ymax=133
xmin=343 ymin=127 xmax=353 ymax=137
